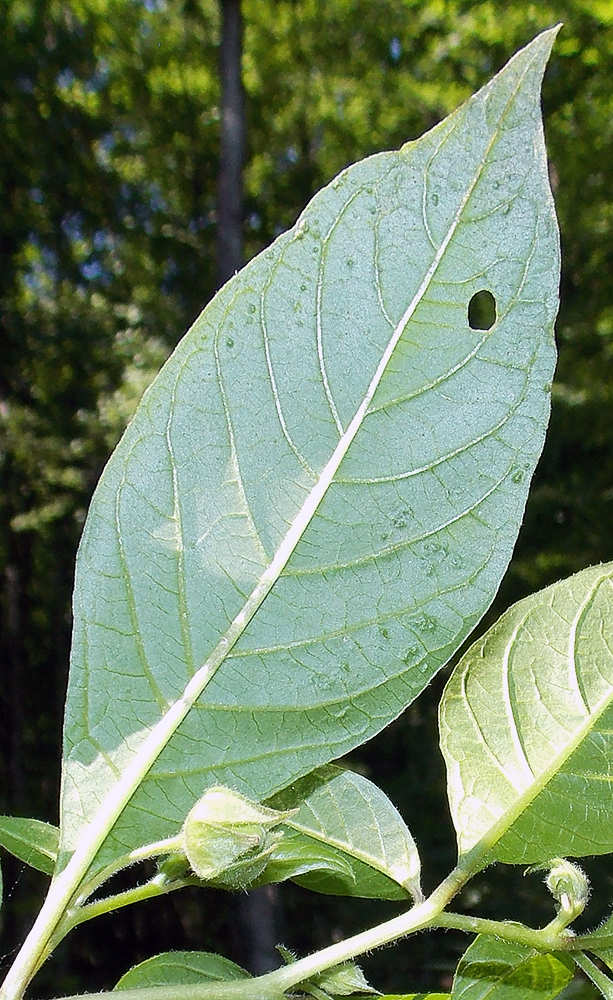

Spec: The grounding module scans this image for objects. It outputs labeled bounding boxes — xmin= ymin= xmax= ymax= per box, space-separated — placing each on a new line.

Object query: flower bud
xmin=526 ymin=857 xmax=590 ymax=923
xmin=182 ymin=785 xmax=296 ymax=887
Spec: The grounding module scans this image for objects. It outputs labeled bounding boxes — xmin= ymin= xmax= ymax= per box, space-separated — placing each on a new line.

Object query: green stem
xmin=576 ymin=933 xmax=613 ymax=951
xmin=54 ymin=861 xmax=475 ymax=1000
xmin=49 ymin=875 xmax=193 ymax=952
xmin=72 ymin=836 xmax=184 ymax=909
xmin=52 ymin=868 xmax=585 ymax=1000
xmin=56 ymin=979 xmax=287 ymax=1000
xmin=436 ymin=912 xmax=575 ymax=952
xmin=573 ymin=952 xmax=613 ymax=999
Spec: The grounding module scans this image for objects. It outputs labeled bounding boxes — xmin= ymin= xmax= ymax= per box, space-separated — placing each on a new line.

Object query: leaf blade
xmin=450 ymin=937 xmax=573 ymax=1000
xmin=114 ymin=952 xmax=250 ymax=990
xmin=0 ymin=817 xmax=59 ymax=876
xmin=440 ymin=562 xmax=613 ymax=863
xmin=263 ymin=764 xmax=421 ymax=900
xmin=61 ymin=29 xmax=560 ymax=873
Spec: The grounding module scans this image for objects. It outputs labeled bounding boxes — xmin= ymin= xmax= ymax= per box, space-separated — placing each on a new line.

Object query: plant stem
xmin=54 ymin=861 xmax=476 ymax=1000
xmin=73 ymin=835 xmax=184 ymax=907
xmin=436 ymin=912 xmax=574 ymax=952
xmin=573 ymin=952 xmax=613 ymax=999
xmin=46 ymin=875 xmax=192 ymax=958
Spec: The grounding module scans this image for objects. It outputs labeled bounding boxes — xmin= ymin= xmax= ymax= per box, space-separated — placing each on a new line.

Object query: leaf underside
xmin=60 ymin=29 xmax=559 ymax=872
xmin=441 ymin=562 xmax=613 ymax=864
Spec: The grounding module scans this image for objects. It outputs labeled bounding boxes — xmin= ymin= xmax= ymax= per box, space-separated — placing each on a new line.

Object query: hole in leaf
xmin=468 ymin=289 xmax=497 ymax=331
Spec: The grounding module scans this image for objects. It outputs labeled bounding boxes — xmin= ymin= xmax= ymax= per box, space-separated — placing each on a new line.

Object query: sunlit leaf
xmin=440 ymin=562 xmax=613 ymax=863
xmin=59 ymin=29 xmax=559 ymax=875
xmin=450 ymin=937 xmax=573 ymax=1000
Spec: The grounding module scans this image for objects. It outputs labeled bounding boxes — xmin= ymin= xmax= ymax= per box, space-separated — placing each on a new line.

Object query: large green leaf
xmin=450 ymin=937 xmax=573 ymax=1000
xmin=59 ymin=29 xmax=559 ymax=874
xmin=440 ymin=562 xmax=613 ymax=864
xmin=263 ymin=764 xmax=421 ymax=900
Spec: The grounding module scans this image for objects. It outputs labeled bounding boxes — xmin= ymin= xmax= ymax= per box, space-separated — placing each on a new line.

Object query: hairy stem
xmin=436 ymin=912 xmax=575 ymax=951
xmin=52 ymin=861 xmax=476 ymax=1000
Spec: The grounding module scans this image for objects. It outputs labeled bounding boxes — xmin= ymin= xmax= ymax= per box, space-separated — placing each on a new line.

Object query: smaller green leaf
xmin=0 ymin=816 xmax=59 ymax=875
xmin=440 ymin=564 xmax=613 ymax=864
xmin=266 ymin=765 xmax=421 ymax=901
xmin=114 ymin=951 xmax=250 ymax=989
xmin=450 ymin=936 xmax=573 ymax=1000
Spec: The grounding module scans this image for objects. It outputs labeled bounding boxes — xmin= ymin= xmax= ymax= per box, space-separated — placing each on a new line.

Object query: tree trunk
xmin=217 ymin=0 xmax=245 ymax=287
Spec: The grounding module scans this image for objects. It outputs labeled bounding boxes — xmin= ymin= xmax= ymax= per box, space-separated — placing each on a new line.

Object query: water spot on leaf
xmin=431 ymin=192 xmax=439 ymax=205
xmin=226 ymin=337 xmax=234 ymax=348
xmin=468 ymin=289 xmax=496 ymax=331
xmin=410 ymin=613 xmax=438 ymax=634
xmin=391 ymin=507 xmax=412 ymax=530
xmin=511 ymin=467 xmax=524 ymax=483
xmin=248 ymin=304 xmax=256 ymax=314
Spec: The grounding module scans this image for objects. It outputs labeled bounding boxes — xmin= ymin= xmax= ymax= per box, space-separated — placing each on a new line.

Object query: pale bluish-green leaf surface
xmin=0 ymin=817 xmax=59 ymax=876
xmin=262 ymin=764 xmax=420 ymax=900
xmin=440 ymin=563 xmax=613 ymax=864
xmin=451 ymin=937 xmax=573 ymax=1000
xmin=60 ymin=29 xmax=559 ymax=873
xmin=114 ymin=952 xmax=250 ymax=990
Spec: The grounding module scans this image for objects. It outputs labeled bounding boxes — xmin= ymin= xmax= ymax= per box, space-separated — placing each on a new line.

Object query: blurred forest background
xmin=1 ymin=0 xmax=613 ymax=996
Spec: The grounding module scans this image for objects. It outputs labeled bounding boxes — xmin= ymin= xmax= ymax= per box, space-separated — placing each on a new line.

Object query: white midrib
xmin=0 ymin=125 xmax=498 ymax=1000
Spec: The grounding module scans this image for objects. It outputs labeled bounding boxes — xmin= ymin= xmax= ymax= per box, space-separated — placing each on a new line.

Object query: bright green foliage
xmin=441 ymin=562 xmax=613 ymax=864
xmin=58 ymin=28 xmax=559 ymax=881
xmin=0 ymin=817 xmax=59 ymax=875
xmin=450 ymin=937 xmax=574 ymax=1000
